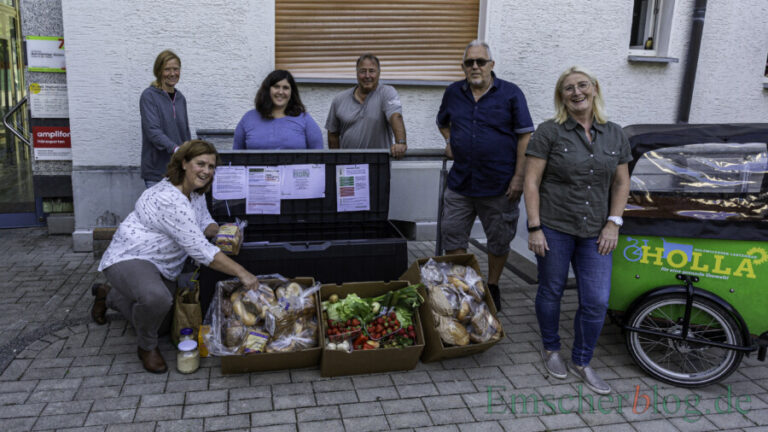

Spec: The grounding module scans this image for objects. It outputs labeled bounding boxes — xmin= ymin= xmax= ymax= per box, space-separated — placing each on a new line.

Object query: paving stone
xmin=131 ymin=406 xmax=182 ymax=422
xmin=251 ymin=425 xmax=297 ymax=432
xmin=397 ymin=383 xmax=439 ymax=398
xmin=66 ymin=365 xmax=111 ymax=378
xmin=0 ymin=417 xmax=37 ymax=432
xmin=272 ymin=382 xmax=311 ymax=396
xmin=274 ymin=393 xmax=316 ymax=410
xmin=137 ymin=392 xmax=185 ymax=408
xmin=352 ymin=374 xmax=393 ymax=389
xmin=182 ymin=402 xmax=228 ymax=419
xmin=357 ymin=385 xmax=400 ymax=402
xmin=229 ymin=386 xmax=271 ymax=400
xmin=497 ymin=417 xmax=547 ymax=432
xmin=156 ymin=419 xmax=204 ymax=432
xmin=428 ymin=369 xmax=470 ymax=382
xmin=289 ymin=369 xmax=322 ymax=383
xmin=208 ymin=375 xmax=250 ymax=390
xmin=27 ymin=388 xmax=77 ymax=403
xmin=32 ymin=412 xmax=87 ymax=430
xmin=0 ymin=391 xmax=29 ymax=405
xmin=41 ymin=400 xmax=93 ymax=416
xmin=315 ymin=390 xmax=358 ymax=405
xmin=382 ymin=398 xmax=426 ymax=414
xmin=342 ymin=415 xmax=390 ymax=432
xmin=204 ymin=414 xmax=250 ymax=431
xmin=456 ymin=421 xmax=504 ymax=431
xmin=311 ymin=378 xmax=354 ymax=392
xmin=0 ymin=380 xmax=38 ymax=393
xmin=166 ymin=379 xmax=208 ymax=393
xmin=105 ymin=422 xmax=156 ymax=432
xmin=296 ymin=406 xmax=340 ymax=422
xmin=21 ymin=367 xmax=68 ymax=380
xmin=422 ymin=395 xmax=467 ymax=411
xmin=415 ymin=426 xmax=460 ymax=432
xmin=81 ymin=376 xmax=126 ymax=391
xmin=250 ymin=371 xmax=291 ymax=385
xmin=84 ymin=409 xmax=136 ymax=426
xmin=185 ymin=389 xmax=228 ymax=404
xmin=429 ymin=408 xmax=475 ymax=425
xmin=387 ymin=411 xmax=433 ymax=428
xmin=121 ymin=383 xmax=166 ymax=396
xmin=251 ymin=409 xmax=296 ymax=426
xmin=0 ymin=402 xmax=46 ymax=418
xmin=228 ymin=397 xmax=273 ymax=414
xmin=436 ymin=380 xmax=478 ymax=395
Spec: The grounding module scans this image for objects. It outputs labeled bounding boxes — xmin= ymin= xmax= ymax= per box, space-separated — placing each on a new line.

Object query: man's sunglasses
xmin=463 ymin=58 xmax=491 ymax=68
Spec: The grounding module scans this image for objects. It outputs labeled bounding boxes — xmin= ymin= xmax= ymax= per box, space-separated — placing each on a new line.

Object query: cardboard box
xmin=399 ymin=254 xmax=505 ymax=362
xmin=319 ymin=281 xmax=425 ymax=377
xmin=220 ymin=277 xmax=322 ymax=374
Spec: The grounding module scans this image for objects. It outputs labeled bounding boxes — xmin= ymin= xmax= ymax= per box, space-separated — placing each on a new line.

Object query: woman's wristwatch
xmin=607 ymin=216 xmax=624 ymax=227
xmin=527 ymin=225 xmax=542 ymax=233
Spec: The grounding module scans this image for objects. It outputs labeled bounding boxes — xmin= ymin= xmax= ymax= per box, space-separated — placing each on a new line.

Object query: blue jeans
xmin=535 ymin=225 xmax=612 ymax=366
xmin=144 ymin=180 xmax=159 ymax=189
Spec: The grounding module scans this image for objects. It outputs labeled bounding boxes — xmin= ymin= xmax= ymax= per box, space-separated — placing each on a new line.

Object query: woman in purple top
xmin=233 ymin=70 xmax=323 ymax=150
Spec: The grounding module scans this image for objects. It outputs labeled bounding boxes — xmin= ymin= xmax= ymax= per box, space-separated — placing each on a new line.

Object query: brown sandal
xmin=90 ymin=283 xmax=110 ymax=325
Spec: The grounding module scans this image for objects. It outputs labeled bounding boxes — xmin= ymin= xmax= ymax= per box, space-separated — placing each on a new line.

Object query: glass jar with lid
xmin=177 ymin=340 xmax=200 ymax=374
xmin=179 ymin=327 xmax=194 ymax=342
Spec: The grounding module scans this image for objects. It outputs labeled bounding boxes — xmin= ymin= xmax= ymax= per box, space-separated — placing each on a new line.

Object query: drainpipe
xmin=677 ymin=0 xmax=707 ymax=123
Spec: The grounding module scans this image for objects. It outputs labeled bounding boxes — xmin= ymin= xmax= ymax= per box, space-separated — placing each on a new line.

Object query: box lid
xmin=208 ymin=150 xmax=391 ymax=225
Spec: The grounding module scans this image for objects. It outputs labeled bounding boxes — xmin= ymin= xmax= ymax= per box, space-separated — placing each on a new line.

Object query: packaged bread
xmin=214 ymin=219 xmax=246 ymax=255
xmin=433 ymin=312 xmax=470 ymax=346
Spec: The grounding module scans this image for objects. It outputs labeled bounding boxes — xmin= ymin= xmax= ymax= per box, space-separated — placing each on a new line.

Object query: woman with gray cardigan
xmin=140 ymin=49 xmax=191 ymax=188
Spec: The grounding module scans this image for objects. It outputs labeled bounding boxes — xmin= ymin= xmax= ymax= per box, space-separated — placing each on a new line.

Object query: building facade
xmin=3 ymin=0 xmax=767 ymax=250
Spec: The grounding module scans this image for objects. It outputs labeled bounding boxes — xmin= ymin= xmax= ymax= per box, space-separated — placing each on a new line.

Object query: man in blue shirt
xmin=436 ymin=40 xmax=535 ymax=311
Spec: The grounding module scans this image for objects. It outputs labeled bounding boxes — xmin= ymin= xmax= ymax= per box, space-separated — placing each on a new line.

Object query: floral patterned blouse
xmin=98 ymin=178 xmax=220 ymax=280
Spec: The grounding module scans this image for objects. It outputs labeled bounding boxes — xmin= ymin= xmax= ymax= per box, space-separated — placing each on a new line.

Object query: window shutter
xmin=276 ymin=0 xmax=480 ymax=82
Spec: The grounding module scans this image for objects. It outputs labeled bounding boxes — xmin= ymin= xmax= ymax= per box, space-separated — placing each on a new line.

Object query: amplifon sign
xmin=32 ymin=126 xmax=71 ymax=160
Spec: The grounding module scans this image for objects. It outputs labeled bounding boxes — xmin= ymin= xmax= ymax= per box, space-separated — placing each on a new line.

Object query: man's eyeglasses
xmin=562 ymin=81 xmax=592 ymax=94
xmin=463 ymin=58 xmax=491 ymax=68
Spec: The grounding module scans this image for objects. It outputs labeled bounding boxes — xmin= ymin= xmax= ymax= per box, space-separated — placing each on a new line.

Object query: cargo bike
xmin=608 ymin=123 xmax=768 ymax=387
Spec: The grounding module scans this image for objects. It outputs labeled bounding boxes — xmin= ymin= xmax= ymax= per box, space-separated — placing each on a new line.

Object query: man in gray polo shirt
xmin=326 ymin=53 xmax=407 ymax=158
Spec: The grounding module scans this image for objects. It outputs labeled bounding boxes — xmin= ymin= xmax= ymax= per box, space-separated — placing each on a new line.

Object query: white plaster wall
xmin=62 ymin=0 xmax=274 ymax=167
xmin=690 ymin=0 xmax=768 ymax=122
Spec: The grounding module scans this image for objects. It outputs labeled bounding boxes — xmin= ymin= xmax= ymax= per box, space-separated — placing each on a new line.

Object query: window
xmin=629 ymin=0 xmax=675 ymax=57
xmin=275 ymin=0 xmax=481 ymax=83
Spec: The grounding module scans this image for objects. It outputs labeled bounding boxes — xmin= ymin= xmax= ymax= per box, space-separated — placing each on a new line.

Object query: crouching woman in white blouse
xmin=93 ymin=140 xmax=259 ymax=373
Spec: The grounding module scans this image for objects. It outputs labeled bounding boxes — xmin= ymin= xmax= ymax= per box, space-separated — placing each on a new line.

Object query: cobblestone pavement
xmin=1 ymin=227 xmax=767 ymax=431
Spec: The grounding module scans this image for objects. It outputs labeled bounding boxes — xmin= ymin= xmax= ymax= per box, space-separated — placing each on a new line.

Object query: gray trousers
xmin=102 ymin=259 xmax=176 ymax=350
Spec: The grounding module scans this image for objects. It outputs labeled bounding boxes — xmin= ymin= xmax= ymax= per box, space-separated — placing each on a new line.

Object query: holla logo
xmin=624 ymin=237 xmax=767 ymax=280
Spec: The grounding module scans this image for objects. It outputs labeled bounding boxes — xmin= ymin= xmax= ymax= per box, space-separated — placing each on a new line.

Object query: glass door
xmin=0 ymin=2 xmax=36 ymax=227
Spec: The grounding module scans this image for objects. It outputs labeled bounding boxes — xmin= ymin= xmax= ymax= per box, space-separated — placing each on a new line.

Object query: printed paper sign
xmin=212 ymin=166 xmax=247 ymax=200
xmin=336 ymin=164 xmax=370 ymax=212
xmin=281 ymin=164 xmax=326 ymax=199
xmin=245 ymin=166 xmax=281 ymax=214
xmin=29 ymin=83 xmax=69 ymax=118
xmin=32 ymin=126 xmax=71 ymax=160
xmin=26 ymin=36 xmax=66 ymax=73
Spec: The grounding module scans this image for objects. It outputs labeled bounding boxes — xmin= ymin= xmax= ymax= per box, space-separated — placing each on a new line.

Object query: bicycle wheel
xmin=625 ymin=293 xmax=744 ymax=387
